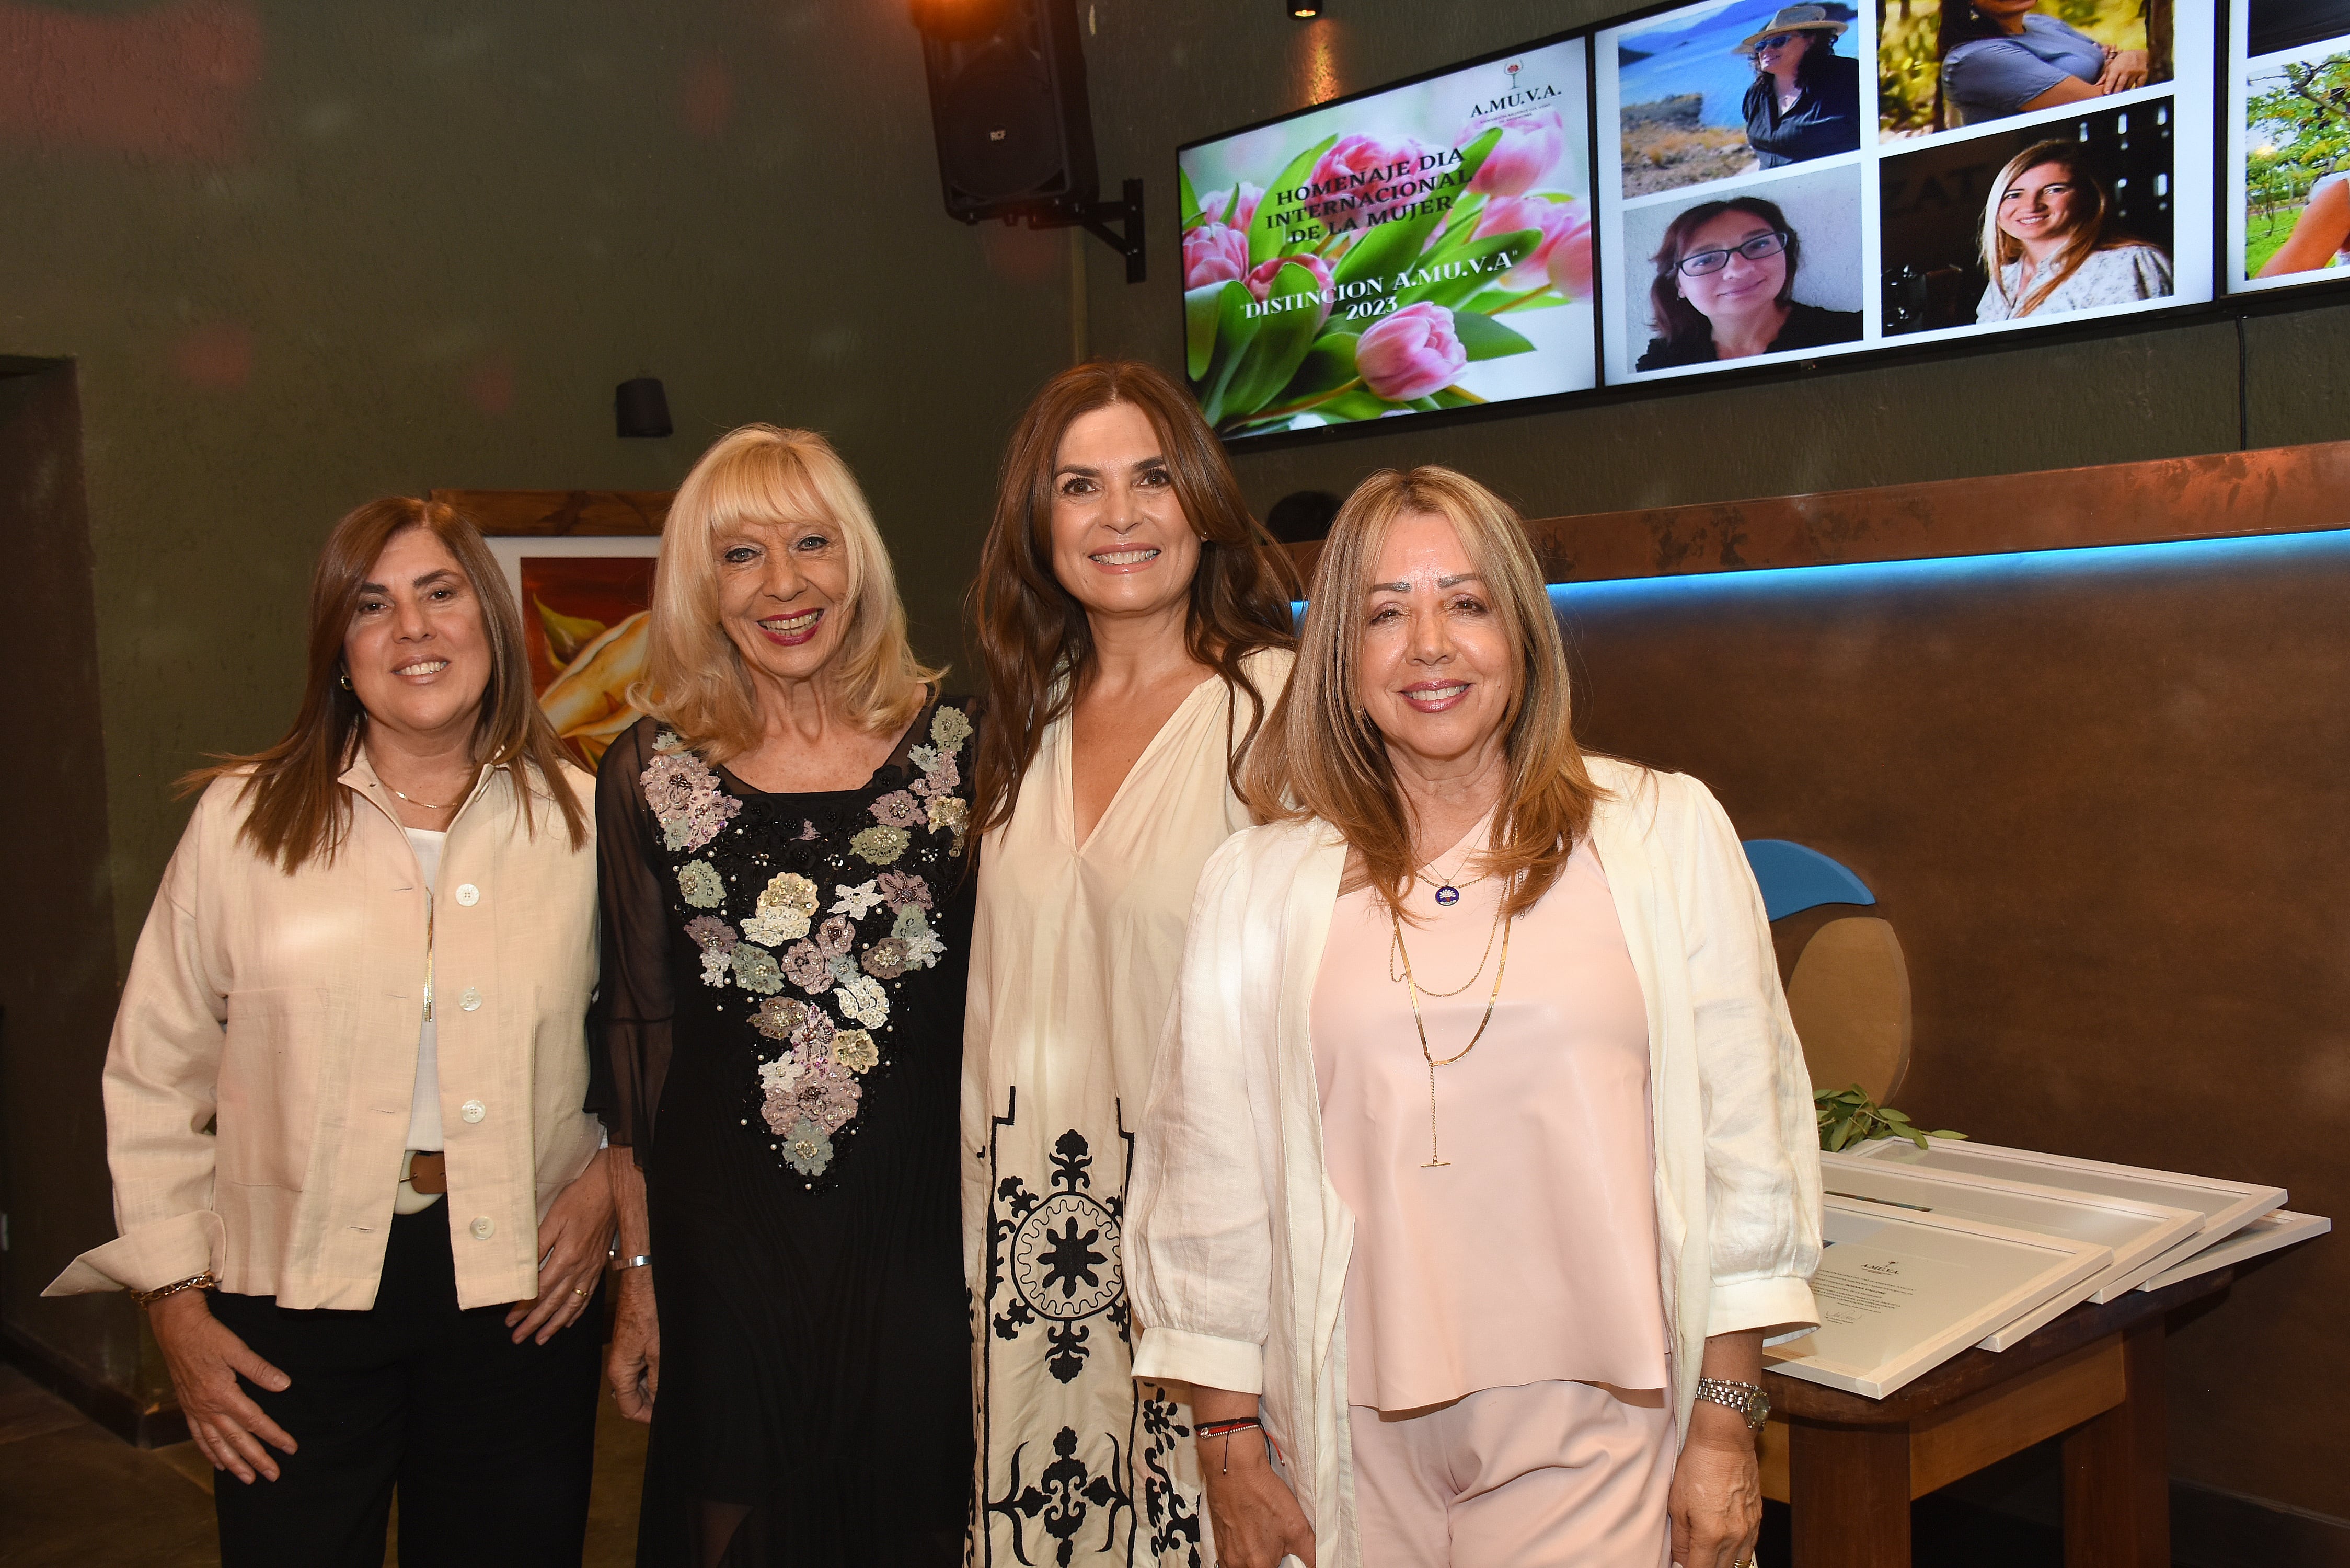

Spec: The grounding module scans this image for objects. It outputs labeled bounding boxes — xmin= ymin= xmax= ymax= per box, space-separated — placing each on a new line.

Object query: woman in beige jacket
xmin=47 ymin=498 xmax=613 ymax=1567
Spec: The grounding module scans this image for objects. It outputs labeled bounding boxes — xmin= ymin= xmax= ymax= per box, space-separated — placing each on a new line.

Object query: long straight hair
xmin=636 ymin=425 xmax=938 ymax=760
xmin=966 ymin=360 xmax=1300 ymax=839
xmin=183 ymin=498 xmax=589 ymax=871
xmin=1980 ymin=141 xmax=2119 ymax=317
xmin=1246 ymin=466 xmax=1602 ymax=922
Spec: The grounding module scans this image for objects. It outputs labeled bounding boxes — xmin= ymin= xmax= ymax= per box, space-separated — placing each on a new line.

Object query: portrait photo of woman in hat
xmin=1739 ymin=6 xmax=1864 ymax=169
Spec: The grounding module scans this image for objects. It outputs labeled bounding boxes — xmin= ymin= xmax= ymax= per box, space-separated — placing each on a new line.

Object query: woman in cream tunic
xmin=964 ymin=361 xmax=1299 ymax=1567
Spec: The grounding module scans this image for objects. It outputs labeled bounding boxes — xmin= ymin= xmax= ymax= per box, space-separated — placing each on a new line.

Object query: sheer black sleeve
xmin=587 ymin=717 xmax=675 ymax=1166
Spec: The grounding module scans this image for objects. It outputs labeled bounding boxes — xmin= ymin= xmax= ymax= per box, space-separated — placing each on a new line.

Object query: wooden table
xmin=1758 ymin=1267 xmax=2232 ymax=1566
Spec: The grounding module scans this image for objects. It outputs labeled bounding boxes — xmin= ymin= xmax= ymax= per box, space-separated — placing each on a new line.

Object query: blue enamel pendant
xmin=1433 ymin=885 xmax=1461 ymax=907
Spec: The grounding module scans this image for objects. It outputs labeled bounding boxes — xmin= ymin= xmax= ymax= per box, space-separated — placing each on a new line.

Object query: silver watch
xmin=1694 ymin=1376 xmax=1771 ymax=1432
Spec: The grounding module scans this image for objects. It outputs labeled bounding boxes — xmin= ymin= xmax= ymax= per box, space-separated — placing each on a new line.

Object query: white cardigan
xmin=1125 ymin=757 xmax=1822 ymax=1566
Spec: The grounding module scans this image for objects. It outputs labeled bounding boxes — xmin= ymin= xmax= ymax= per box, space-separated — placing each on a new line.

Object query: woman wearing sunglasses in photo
xmin=1635 ymin=195 xmax=1861 ymax=371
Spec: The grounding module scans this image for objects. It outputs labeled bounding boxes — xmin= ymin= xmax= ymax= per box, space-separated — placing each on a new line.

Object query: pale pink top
xmin=1312 ymin=829 xmax=1671 ymax=1412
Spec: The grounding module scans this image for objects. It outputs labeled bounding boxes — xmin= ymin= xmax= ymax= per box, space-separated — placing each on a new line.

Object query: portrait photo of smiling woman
xmin=1975 ymin=139 xmax=2173 ymax=320
xmin=1628 ymin=168 xmax=1865 ymax=373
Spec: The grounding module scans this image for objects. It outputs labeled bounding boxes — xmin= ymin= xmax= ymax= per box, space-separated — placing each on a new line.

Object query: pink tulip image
xmin=1245 ymin=252 xmax=1334 ymax=304
xmin=1355 ymin=303 xmax=1467 ymax=402
xmin=1182 ymin=222 xmax=1250 ymax=291
xmin=1307 ymin=133 xmax=1438 ymax=227
xmin=1197 ymin=181 xmax=1265 ymax=234
xmin=1545 ymin=205 xmax=1595 ymax=300
xmin=1465 ymin=110 xmax=1566 ymax=197
xmin=1473 ymin=194 xmax=1596 ymax=295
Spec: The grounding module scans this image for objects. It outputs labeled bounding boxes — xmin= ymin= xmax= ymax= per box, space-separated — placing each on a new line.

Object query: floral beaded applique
xmin=644 ymin=731 xmax=742 ymax=851
xmin=643 ymin=701 xmax=975 ymax=1181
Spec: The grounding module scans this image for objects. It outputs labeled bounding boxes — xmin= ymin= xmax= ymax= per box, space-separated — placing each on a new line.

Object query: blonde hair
xmin=1980 ymin=140 xmax=2114 ymax=317
xmin=637 ymin=424 xmax=938 ymax=758
xmin=1246 ymin=466 xmax=1603 ymax=921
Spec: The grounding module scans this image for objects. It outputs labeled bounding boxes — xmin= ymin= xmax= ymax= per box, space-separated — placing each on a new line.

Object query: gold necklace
xmin=386 ymin=782 xmax=460 ymax=811
xmin=1414 ymin=840 xmax=1489 ymax=907
xmin=1389 ymin=898 xmax=1513 ymax=1168
xmin=1387 ymin=897 xmax=1503 ymax=996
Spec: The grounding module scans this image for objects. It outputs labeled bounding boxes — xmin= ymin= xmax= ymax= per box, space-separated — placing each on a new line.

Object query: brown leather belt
xmin=407 ymin=1151 xmax=448 ymax=1194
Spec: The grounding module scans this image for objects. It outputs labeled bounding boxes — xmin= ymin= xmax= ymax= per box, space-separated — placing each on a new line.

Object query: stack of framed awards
xmin=1765 ymin=1137 xmax=2326 ymax=1399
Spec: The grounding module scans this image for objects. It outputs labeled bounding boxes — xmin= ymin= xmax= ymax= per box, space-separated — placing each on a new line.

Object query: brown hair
xmin=182 ymin=498 xmax=589 ymax=870
xmin=966 ymin=360 xmax=1301 ymax=839
xmin=1979 ymin=140 xmax=2122 ymax=318
xmin=1649 ymin=195 xmax=1801 ymax=356
xmin=1245 ymin=466 xmax=1603 ymax=921
xmin=636 ymin=424 xmax=937 ymax=760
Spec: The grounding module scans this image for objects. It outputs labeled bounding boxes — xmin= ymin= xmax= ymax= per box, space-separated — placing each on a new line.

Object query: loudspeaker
xmin=917 ymin=0 xmax=1098 ymax=223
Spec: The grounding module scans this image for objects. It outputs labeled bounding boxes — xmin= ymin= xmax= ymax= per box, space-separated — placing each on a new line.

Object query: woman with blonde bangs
xmin=1126 ymin=467 xmax=1823 ymax=1568
xmin=963 ymin=360 xmax=1297 ymax=1568
xmin=1976 ymin=140 xmax=2171 ymax=323
xmin=595 ymin=424 xmax=976 ymax=1566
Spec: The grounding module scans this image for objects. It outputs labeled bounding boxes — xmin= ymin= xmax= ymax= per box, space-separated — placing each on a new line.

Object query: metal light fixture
xmin=1289 ymin=0 xmax=1321 ymax=16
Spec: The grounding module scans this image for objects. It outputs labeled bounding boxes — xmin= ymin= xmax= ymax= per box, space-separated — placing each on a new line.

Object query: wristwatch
xmin=1694 ymin=1376 xmax=1771 ymax=1432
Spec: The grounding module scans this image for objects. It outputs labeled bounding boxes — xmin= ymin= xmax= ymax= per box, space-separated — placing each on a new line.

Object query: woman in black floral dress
xmin=594 ymin=425 xmax=973 ymax=1567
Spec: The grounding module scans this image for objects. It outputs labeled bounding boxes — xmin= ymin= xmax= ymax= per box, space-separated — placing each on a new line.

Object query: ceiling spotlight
xmin=1289 ymin=0 xmax=1322 ymax=16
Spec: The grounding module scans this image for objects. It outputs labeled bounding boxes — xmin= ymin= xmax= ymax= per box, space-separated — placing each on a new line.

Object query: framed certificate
xmin=2138 ymin=1209 xmax=2332 ymax=1295
xmin=1767 ymin=1195 xmax=2111 ymax=1399
xmin=1819 ymin=1151 xmax=2202 ymax=1348
xmin=1848 ymin=1136 xmax=2286 ymax=1282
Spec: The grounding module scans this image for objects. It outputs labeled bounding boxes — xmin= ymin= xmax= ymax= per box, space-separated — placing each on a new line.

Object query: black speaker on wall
xmin=912 ymin=0 xmax=1146 ymax=281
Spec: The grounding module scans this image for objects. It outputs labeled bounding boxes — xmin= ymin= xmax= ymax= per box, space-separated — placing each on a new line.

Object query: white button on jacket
xmin=460 ymin=1100 xmax=486 ymax=1124
xmin=454 ymin=883 xmax=480 ymax=906
xmin=470 ymin=1216 xmax=496 ymax=1240
xmin=45 ymin=757 xmax=602 ymax=1313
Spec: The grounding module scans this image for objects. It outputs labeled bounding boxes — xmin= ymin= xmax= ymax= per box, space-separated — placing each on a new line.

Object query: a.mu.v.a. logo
xmin=1467 ymin=57 xmax=1565 ymax=122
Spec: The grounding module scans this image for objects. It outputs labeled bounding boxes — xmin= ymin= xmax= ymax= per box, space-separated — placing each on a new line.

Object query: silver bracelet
xmin=612 ymin=1253 xmax=652 ymax=1270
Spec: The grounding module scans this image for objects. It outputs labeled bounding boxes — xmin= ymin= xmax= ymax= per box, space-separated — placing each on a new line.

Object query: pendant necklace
xmin=1415 ymin=839 xmax=1489 ymax=908
xmin=1389 ymin=895 xmax=1513 ymax=1168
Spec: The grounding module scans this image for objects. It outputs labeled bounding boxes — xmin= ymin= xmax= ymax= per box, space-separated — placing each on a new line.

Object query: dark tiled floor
xmin=0 ymin=1365 xmax=648 ymax=1567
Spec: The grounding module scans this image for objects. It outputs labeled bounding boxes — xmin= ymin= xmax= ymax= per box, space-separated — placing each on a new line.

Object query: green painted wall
xmin=0 ymin=0 xmax=1066 ymax=1399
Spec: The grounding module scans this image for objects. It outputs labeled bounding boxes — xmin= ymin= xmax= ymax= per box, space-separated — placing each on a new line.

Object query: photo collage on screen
xmin=2228 ymin=2 xmax=2350 ymax=292
xmin=1596 ymin=0 xmax=2215 ymax=383
xmin=1177 ymin=39 xmax=1596 ymax=438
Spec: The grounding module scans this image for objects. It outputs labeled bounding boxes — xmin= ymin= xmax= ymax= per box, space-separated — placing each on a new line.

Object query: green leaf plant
xmin=1815 ymin=1083 xmax=1966 ymax=1153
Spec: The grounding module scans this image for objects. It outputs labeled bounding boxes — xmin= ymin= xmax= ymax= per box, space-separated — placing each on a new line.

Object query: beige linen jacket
xmin=45 ymin=757 xmax=602 ymax=1312
xmin=1125 ymin=758 xmax=1823 ymax=1568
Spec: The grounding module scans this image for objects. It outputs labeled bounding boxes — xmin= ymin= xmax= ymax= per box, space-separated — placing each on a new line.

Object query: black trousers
xmin=209 ymin=1205 xmax=604 ymax=1568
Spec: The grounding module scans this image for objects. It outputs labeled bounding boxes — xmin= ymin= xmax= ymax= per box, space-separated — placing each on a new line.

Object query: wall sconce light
xmin=615 ymin=377 xmax=672 ymax=439
xmin=1289 ymin=0 xmax=1321 ymax=16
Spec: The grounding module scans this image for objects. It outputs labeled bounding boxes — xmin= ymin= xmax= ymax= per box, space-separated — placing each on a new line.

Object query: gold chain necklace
xmin=1389 ymin=897 xmax=1513 ymax=1168
xmin=386 ymin=782 xmax=460 ymax=811
xmin=1387 ymin=897 xmax=1503 ymax=996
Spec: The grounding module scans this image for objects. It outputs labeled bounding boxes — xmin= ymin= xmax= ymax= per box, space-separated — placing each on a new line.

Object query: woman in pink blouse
xmin=1126 ymin=468 xmax=1822 ymax=1568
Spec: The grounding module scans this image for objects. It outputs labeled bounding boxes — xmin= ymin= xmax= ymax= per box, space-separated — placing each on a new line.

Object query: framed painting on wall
xmin=436 ymin=487 xmax=671 ymax=771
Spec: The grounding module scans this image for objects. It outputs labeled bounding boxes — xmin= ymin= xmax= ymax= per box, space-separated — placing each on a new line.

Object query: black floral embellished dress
xmin=593 ymin=698 xmax=976 ymax=1568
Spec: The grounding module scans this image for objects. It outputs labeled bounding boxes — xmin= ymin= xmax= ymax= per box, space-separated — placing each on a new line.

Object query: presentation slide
xmin=2228 ymin=1 xmax=2350 ymax=293
xmin=1596 ymin=1 xmax=2213 ymax=383
xmin=1177 ymin=38 xmax=1596 ymax=439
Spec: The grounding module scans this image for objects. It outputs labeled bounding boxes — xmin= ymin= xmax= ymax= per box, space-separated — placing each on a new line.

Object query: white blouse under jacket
xmin=1125 ymin=757 xmax=1823 ymax=1567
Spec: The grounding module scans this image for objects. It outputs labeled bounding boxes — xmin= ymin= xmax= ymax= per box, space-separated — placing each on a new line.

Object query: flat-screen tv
xmin=1596 ymin=0 xmax=2214 ymax=383
xmin=2228 ymin=1 xmax=2350 ymax=293
xmin=1177 ymin=37 xmax=1596 ymax=440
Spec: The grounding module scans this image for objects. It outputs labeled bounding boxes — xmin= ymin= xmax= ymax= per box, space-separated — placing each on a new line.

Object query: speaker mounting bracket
xmin=1027 ymin=177 xmax=1147 ymax=284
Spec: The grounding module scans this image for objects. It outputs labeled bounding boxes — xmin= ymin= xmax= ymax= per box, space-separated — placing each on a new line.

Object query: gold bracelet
xmin=132 ymin=1272 xmax=218 ymax=1308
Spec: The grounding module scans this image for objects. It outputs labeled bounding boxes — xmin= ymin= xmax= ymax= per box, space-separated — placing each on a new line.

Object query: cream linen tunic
xmin=1126 ymin=759 xmax=1823 ymax=1568
xmin=964 ymin=649 xmax=1291 ymax=1568
xmin=47 ymin=758 xmax=603 ymax=1312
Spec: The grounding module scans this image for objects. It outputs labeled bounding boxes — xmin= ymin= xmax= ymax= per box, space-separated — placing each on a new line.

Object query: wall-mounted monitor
xmin=2227 ymin=1 xmax=2350 ymax=293
xmin=1177 ymin=37 xmax=1596 ymax=441
xmin=1596 ymin=0 xmax=2215 ymax=384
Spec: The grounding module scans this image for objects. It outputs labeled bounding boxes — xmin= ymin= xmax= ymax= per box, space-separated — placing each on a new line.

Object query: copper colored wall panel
xmin=1555 ymin=532 xmax=2350 ymax=1517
